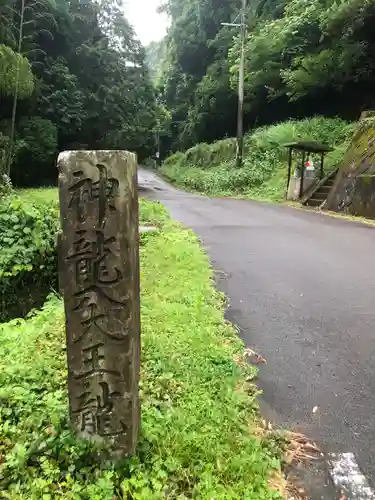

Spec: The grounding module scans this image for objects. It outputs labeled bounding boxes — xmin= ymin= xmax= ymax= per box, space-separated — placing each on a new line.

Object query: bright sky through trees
xmin=124 ymin=0 xmax=168 ymax=45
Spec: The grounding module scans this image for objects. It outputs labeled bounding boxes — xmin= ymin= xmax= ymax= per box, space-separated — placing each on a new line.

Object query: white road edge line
xmin=328 ymin=452 xmax=375 ymax=499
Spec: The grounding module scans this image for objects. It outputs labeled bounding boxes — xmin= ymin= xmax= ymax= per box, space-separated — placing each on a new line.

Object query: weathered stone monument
xmin=57 ymin=150 xmax=140 ymax=456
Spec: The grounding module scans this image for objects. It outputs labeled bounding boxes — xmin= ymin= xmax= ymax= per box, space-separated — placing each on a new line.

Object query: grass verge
xmin=16 ymin=187 xmax=59 ymax=205
xmin=0 ymin=195 xmax=283 ymax=498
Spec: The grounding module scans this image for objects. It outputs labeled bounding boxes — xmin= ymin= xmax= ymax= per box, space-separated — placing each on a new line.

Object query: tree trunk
xmin=6 ymin=0 xmax=24 ymax=177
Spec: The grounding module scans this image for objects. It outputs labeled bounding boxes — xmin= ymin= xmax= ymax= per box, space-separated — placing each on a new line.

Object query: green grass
xmin=16 ymin=187 xmax=59 ymax=205
xmin=0 ymin=192 xmax=283 ymax=498
xmin=15 ymin=187 xmax=168 ymax=229
xmin=244 ymin=167 xmax=287 ymax=203
xmin=161 ymin=117 xmax=354 ymax=201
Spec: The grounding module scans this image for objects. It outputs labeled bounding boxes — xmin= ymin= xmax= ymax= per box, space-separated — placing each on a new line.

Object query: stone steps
xmin=305 ymin=170 xmax=338 ymax=208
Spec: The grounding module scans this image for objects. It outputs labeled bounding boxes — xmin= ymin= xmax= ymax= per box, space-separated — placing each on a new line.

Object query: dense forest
xmin=0 ymin=0 xmax=157 ymax=186
xmin=153 ymin=0 xmax=375 ymax=156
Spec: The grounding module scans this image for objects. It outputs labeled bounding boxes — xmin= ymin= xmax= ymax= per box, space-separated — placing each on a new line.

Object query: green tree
xmin=146 ymin=39 xmax=166 ymax=82
xmin=2 ymin=0 xmax=56 ymax=176
xmin=13 ymin=116 xmax=57 ymax=185
xmin=159 ymin=0 xmax=375 ymax=156
xmin=0 ymin=43 xmax=33 ymax=178
xmin=0 ymin=0 xmax=157 ymax=185
xmin=0 ymin=43 xmax=33 ymax=98
xmin=160 ymin=0 xmax=239 ymax=151
xmin=228 ymin=0 xmax=375 ymax=117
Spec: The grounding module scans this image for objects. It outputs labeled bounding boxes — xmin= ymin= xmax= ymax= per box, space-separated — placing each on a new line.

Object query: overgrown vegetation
xmin=161 ymin=117 xmax=354 ymax=200
xmin=0 ymin=190 xmax=59 ymax=320
xmin=0 ymin=192 xmax=283 ymax=498
xmin=153 ymin=0 xmax=375 ymax=156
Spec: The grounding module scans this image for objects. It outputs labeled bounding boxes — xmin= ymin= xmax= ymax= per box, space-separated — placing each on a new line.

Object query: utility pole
xmin=222 ymin=0 xmax=247 ymax=168
xmin=155 ymin=93 xmax=162 ymax=167
xmin=156 ymin=130 xmax=161 ymax=167
xmin=237 ymin=0 xmax=246 ymax=168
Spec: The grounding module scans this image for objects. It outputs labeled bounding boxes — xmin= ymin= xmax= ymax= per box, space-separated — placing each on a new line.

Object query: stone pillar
xmin=287 ymin=166 xmax=316 ymax=201
xmin=57 ymin=150 xmax=140 ymax=456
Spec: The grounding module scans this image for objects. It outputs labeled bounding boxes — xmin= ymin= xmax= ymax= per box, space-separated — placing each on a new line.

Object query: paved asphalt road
xmin=138 ymin=168 xmax=375 ymax=493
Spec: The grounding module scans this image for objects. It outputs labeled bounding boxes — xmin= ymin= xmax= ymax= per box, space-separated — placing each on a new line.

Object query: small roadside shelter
xmin=284 ymin=140 xmax=333 ymax=199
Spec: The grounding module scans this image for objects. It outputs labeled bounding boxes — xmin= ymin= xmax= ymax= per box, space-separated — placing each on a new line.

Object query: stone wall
xmin=326 ymin=117 xmax=375 ymax=218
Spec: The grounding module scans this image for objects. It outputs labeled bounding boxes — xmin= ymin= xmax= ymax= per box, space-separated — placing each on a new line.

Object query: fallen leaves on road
xmin=262 ymin=419 xmax=273 ymax=431
xmin=269 ymin=469 xmax=309 ymax=500
xmin=284 ymin=432 xmax=321 ymax=464
xmin=255 ymin=422 xmax=320 ymax=499
xmin=243 ymin=347 xmax=267 ymax=365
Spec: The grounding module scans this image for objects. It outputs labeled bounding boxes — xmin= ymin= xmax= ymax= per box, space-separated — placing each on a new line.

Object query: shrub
xmin=0 ymin=193 xmax=170 ymax=321
xmin=0 ymin=195 xmax=59 ymax=320
xmin=165 ymin=139 xmax=236 ymax=172
xmin=0 ymin=131 xmax=13 ymax=197
xmin=0 ymin=44 xmax=34 ymax=99
xmin=162 ymin=151 xmax=185 ymax=169
xmin=0 ymin=132 xmax=9 ymax=175
xmin=12 ymin=117 xmax=58 ymax=186
xmin=0 ymin=174 xmax=13 ymax=199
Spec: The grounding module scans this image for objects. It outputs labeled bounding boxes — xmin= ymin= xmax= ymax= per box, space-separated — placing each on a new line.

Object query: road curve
xmin=138 ymin=168 xmax=375 ymax=494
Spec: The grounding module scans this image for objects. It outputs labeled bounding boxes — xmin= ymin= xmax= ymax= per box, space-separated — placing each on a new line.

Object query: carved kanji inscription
xmin=58 ymin=151 xmax=140 ymax=456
